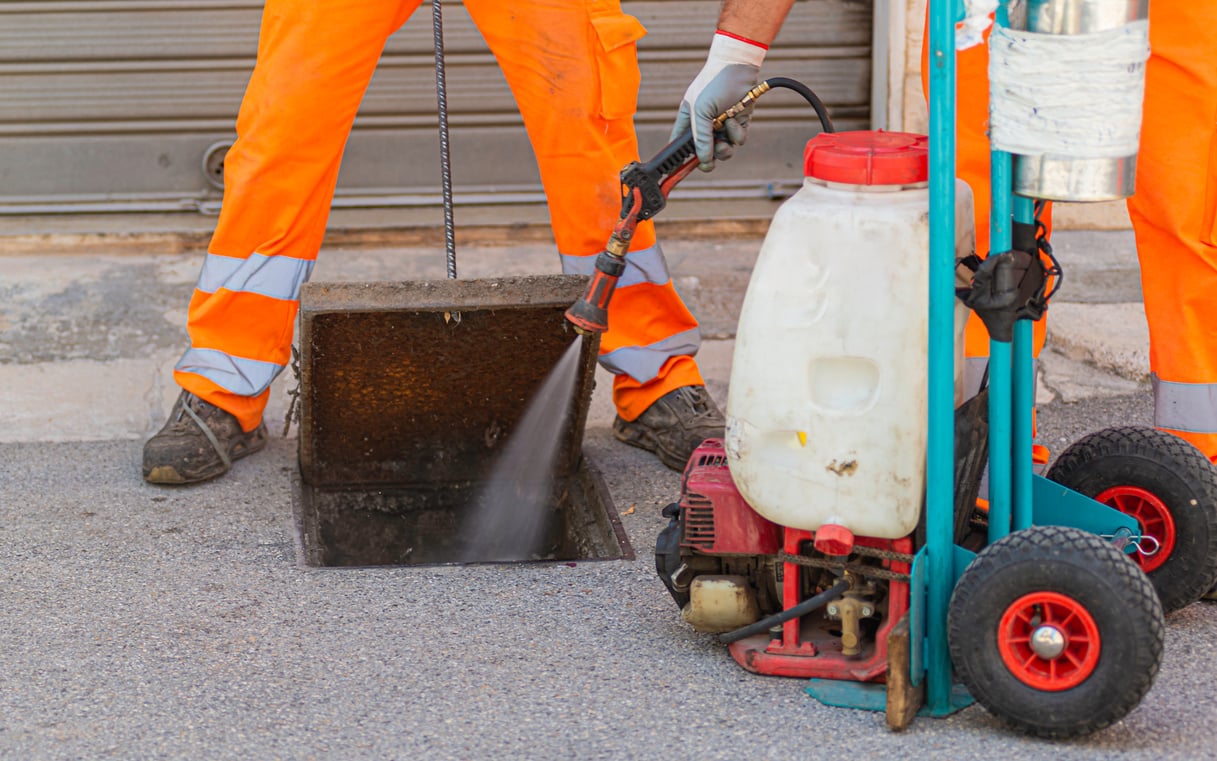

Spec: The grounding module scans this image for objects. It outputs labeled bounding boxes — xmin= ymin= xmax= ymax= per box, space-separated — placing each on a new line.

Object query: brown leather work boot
xmin=612 ymin=385 xmax=725 ymax=471
xmin=143 ymin=390 xmax=267 ymax=485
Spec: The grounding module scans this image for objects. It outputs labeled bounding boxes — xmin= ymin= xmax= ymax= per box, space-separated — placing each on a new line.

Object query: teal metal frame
xmin=918 ymin=0 xmax=1142 ymax=717
xmin=803 ymin=0 xmax=1145 ymax=719
xmin=923 ymin=0 xmax=962 ymax=717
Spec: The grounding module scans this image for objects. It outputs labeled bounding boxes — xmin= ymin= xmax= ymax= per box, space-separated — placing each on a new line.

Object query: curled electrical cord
xmin=1034 ymin=199 xmax=1063 ymax=301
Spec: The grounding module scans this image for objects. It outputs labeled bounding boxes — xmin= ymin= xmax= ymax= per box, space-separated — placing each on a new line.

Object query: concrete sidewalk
xmin=0 ymin=229 xmax=1150 ymax=443
xmin=2 ymin=226 xmax=1214 ymax=761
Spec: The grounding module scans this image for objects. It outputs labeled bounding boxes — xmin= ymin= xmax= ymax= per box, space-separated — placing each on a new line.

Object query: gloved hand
xmin=671 ymin=32 xmax=767 ymax=172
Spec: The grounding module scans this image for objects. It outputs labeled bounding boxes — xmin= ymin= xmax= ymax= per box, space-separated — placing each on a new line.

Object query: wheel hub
xmin=998 ymin=590 xmax=1101 ymax=691
xmin=1095 ymin=484 xmax=1176 ymax=573
xmin=1030 ymin=624 xmax=1066 ymax=659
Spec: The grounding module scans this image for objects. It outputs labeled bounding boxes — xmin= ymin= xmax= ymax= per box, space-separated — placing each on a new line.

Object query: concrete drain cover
xmin=290 ymin=275 xmax=633 ymax=567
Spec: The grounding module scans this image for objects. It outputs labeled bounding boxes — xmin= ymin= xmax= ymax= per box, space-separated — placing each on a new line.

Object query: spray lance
xmin=565 ymin=77 xmax=834 ymax=334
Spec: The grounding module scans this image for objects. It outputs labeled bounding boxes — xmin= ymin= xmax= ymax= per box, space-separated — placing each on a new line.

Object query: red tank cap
xmin=813 ymin=523 xmax=856 ymax=557
xmin=804 ymin=130 xmax=928 ymax=186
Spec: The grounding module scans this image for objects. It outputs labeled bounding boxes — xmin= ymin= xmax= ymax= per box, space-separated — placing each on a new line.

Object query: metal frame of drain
xmin=291 ymin=274 xmax=633 ymax=567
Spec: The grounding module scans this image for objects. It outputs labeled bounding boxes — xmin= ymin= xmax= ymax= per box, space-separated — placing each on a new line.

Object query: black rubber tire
xmin=1046 ymin=426 xmax=1217 ymax=613
xmin=949 ymin=525 xmax=1164 ymax=739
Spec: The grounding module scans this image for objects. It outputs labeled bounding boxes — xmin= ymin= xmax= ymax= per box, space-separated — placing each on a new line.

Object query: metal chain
xmin=432 ymin=0 xmax=457 ymax=280
xmin=281 ymin=344 xmax=302 ymax=437
xmin=850 ymin=544 xmax=915 ymax=563
xmin=777 ymin=551 xmax=912 ymax=583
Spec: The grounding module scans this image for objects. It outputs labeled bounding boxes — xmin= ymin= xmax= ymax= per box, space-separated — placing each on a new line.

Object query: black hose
xmin=763 ymin=77 xmax=835 ymax=133
xmin=642 ymin=77 xmax=834 ymax=181
xmin=718 ymin=578 xmax=850 ymax=645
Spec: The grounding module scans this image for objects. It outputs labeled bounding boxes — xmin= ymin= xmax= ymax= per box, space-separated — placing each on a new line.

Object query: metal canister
xmin=1007 ymin=0 xmax=1149 ymax=201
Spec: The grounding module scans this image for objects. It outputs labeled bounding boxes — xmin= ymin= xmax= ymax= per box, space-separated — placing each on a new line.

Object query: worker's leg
xmin=466 ymin=0 xmax=706 ymax=417
xmin=1127 ymin=5 xmax=1217 ymax=459
xmin=146 ymin=0 xmax=420 ymax=483
xmin=174 ymin=0 xmax=419 ymax=430
xmin=467 ymin=0 xmax=721 ymax=470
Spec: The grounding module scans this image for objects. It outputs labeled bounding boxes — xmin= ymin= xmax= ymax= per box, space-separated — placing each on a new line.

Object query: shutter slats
xmin=0 ymin=0 xmax=874 ymax=211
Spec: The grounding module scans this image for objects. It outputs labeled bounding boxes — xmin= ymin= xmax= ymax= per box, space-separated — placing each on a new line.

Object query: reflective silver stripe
xmin=559 ymin=242 xmax=671 ymax=289
xmin=175 ymin=348 xmax=283 ymax=397
xmin=599 ymin=327 xmax=701 ymax=383
xmin=196 ymin=252 xmax=315 ymax=301
xmin=1153 ymin=374 xmax=1217 ymax=433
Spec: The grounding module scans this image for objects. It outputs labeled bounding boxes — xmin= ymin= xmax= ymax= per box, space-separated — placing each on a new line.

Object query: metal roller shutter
xmin=0 ymin=0 xmax=872 ymax=215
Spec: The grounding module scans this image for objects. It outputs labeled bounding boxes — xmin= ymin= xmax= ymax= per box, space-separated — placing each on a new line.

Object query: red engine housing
xmin=680 ymin=439 xmax=782 ymax=556
xmin=678 ymin=439 xmax=912 ymax=682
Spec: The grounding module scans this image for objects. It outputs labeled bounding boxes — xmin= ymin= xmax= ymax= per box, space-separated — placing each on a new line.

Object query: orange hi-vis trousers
xmin=925 ymin=7 xmax=1217 ymax=459
xmin=174 ymin=0 xmax=705 ymax=432
xmin=1127 ymin=4 xmax=1217 ymax=458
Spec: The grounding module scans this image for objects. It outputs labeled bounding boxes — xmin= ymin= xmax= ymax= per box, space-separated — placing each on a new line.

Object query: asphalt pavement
xmin=2 ymin=221 xmax=1215 ymax=761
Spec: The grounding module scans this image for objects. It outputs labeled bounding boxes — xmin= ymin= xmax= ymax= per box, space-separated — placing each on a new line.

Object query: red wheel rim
xmin=998 ymin=591 xmax=1101 ymax=691
xmin=1095 ymin=485 xmax=1176 ymax=573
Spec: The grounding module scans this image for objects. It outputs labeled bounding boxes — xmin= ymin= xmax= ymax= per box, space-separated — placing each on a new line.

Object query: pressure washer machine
xmin=571 ymin=0 xmax=1217 ymax=739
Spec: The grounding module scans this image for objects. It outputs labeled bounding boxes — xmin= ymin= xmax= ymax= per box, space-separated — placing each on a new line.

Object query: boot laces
xmin=168 ymin=392 xmax=218 ymax=433
xmin=676 ymin=386 xmax=710 ymax=416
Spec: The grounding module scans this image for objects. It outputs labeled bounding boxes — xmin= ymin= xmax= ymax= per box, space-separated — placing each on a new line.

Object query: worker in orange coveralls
xmin=143 ymin=0 xmax=726 ymax=484
xmin=675 ymin=2 xmax=1217 ymax=461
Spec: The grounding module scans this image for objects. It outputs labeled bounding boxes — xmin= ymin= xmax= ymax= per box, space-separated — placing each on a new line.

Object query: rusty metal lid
xmin=297 ymin=275 xmax=599 ymax=488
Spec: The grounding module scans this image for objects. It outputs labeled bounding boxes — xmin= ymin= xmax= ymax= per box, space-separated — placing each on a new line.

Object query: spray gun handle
xmin=627 ymin=82 xmax=774 ymax=222
xmin=641 ymin=82 xmax=771 ymax=180
xmin=639 ymin=129 xmax=697 ymax=181
xmin=567 ymin=83 xmax=775 ymax=334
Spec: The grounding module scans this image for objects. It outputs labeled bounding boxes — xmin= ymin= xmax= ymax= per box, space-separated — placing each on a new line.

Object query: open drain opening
xmin=292 ymin=459 xmax=631 ymax=567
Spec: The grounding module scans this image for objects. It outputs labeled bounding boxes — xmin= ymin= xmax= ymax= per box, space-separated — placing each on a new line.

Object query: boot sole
xmin=144 ymin=464 xmax=202 ymax=485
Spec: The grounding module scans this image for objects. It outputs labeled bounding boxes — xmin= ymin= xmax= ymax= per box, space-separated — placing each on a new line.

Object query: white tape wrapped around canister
xmin=990 ymin=0 xmax=1149 ymax=201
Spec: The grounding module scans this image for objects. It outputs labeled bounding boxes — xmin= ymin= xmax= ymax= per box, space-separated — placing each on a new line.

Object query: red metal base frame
xmin=728 ymin=528 xmax=912 ymax=681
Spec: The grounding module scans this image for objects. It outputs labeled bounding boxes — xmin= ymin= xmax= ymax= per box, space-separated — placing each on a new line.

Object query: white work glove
xmin=671 ymin=32 xmax=767 ymax=172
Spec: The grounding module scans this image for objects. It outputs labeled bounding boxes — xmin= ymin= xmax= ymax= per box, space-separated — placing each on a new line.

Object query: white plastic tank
xmin=725 ymin=130 xmax=973 ymax=538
